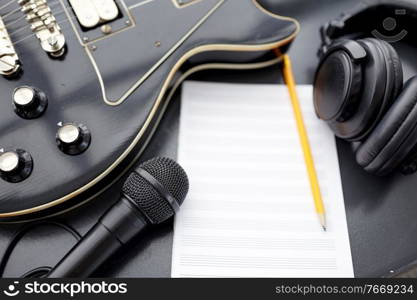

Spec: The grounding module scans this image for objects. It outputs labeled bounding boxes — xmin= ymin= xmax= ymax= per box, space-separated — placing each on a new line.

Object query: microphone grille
xmin=122 ymin=157 xmax=189 ymax=224
xmin=140 ymin=157 xmax=189 ymax=206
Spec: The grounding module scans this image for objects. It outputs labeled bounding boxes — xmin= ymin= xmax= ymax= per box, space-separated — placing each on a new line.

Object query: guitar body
xmin=0 ymin=0 xmax=298 ymax=221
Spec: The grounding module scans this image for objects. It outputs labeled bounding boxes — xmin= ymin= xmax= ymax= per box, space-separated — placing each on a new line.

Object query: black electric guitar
xmin=0 ymin=0 xmax=299 ymax=222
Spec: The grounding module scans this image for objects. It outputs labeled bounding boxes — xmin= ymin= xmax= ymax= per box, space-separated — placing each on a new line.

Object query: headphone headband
xmin=319 ymin=0 xmax=417 ymax=56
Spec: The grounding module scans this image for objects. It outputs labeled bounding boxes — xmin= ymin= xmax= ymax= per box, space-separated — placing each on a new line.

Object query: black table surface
xmin=1 ymin=0 xmax=417 ymax=278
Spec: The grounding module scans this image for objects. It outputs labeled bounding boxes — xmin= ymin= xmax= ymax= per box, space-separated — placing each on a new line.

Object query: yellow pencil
xmin=281 ymin=54 xmax=327 ymax=231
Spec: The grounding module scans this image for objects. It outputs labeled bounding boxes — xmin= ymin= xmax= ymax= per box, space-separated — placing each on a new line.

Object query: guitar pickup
xmin=18 ymin=0 xmax=66 ymax=57
xmin=0 ymin=16 xmax=20 ymax=76
xmin=173 ymin=0 xmax=201 ymax=8
xmin=69 ymin=0 xmax=120 ymax=29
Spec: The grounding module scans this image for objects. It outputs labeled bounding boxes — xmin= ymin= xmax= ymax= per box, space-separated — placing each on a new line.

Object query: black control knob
xmin=13 ymin=86 xmax=48 ymax=119
xmin=0 ymin=149 xmax=33 ymax=183
xmin=56 ymin=123 xmax=91 ymax=155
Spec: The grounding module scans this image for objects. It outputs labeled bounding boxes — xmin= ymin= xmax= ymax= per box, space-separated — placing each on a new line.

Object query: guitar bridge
xmin=18 ymin=0 xmax=66 ymax=57
xmin=0 ymin=16 xmax=20 ymax=76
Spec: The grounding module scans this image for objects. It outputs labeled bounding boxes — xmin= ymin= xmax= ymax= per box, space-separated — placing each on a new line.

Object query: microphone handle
xmin=47 ymin=198 xmax=148 ymax=278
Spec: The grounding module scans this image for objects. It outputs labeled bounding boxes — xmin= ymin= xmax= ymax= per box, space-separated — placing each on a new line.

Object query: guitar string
xmin=5 ymin=2 xmax=75 ymax=39
xmin=1 ymin=0 xmax=73 ymax=26
xmin=1 ymin=5 xmax=22 ymax=19
xmin=2 ymin=0 xmax=67 ymax=24
xmin=5 ymin=0 xmax=67 ymax=27
xmin=0 ymin=0 xmax=70 ymax=10
xmin=8 ymin=11 xmax=73 ymax=39
xmin=13 ymin=14 xmax=75 ymax=45
xmin=0 ymin=0 xmax=15 ymax=11
xmin=0 ymin=0 xmax=53 ymax=19
xmin=0 ymin=0 xmax=71 ymax=13
xmin=2 ymin=0 xmax=116 ymax=47
xmin=10 ymin=12 xmax=77 ymax=47
xmin=2 ymin=0 xmax=121 ymax=38
xmin=3 ymin=11 xmax=27 ymax=27
xmin=8 ymin=5 xmax=73 ymax=37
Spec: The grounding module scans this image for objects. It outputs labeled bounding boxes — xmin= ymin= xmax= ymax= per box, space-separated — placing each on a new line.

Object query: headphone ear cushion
xmin=377 ymin=39 xmax=403 ymax=100
xmin=356 ymin=77 xmax=417 ymax=175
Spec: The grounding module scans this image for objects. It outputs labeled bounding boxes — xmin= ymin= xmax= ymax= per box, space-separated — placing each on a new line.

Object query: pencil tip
xmin=318 ymin=214 xmax=327 ymax=232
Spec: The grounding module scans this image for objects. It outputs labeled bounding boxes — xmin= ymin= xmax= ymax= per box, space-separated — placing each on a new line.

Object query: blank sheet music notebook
xmin=172 ymin=82 xmax=354 ymax=277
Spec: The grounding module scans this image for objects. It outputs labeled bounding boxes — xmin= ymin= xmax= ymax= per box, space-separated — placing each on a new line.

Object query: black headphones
xmin=314 ymin=0 xmax=417 ymax=176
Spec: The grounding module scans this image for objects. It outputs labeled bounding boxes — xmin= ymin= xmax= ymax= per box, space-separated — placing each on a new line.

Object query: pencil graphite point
xmin=318 ymin=214 xmax=327 ymax=232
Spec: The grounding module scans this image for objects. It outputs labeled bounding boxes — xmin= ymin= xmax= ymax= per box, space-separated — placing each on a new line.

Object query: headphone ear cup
xmin=315 ymin=38 xmax=397 ymax=141
xmin=314 ymin=40 xmax=363 ymax=123
xmin=356 ymin=77 xmax=417 ymax=175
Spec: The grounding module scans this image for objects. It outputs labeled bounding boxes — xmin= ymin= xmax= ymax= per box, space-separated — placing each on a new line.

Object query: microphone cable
xmin=0 ymin=221 xmax=81 ymax=278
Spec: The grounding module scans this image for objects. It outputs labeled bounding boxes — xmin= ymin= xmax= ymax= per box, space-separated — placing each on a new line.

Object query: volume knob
xmin=0 ymin=149 xmax=33 ymax=183
xmin=56 ymin=123 xmax=91 ymax=155
xmin=13 ymin=86 xmax=48 ymax=119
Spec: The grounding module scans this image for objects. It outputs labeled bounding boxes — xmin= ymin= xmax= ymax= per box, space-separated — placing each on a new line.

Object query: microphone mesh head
xmin=122 ymin=157 xmax=189 ymax=224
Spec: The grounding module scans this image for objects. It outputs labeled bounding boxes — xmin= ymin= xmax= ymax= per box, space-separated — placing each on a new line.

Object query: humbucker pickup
xmin=0 ymin=16 xmax=20 ymax=76
xmin=174 ymin=0 xmax=201 ymax=8
xmin=69 ymin=0 xmax=120 ymax=29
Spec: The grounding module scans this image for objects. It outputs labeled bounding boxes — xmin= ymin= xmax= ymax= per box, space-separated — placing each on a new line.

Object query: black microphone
xmin=47 ymin=157 xmax=189 ymax=278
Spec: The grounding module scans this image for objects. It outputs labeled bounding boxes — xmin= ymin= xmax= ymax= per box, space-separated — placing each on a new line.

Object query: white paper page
xmin=172 ymin=82 xmax=354 ymax=277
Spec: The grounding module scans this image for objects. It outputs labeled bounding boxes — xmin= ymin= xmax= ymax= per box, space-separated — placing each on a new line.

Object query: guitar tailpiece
xmin=18 ymin=0 xmax=66 ymax=57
